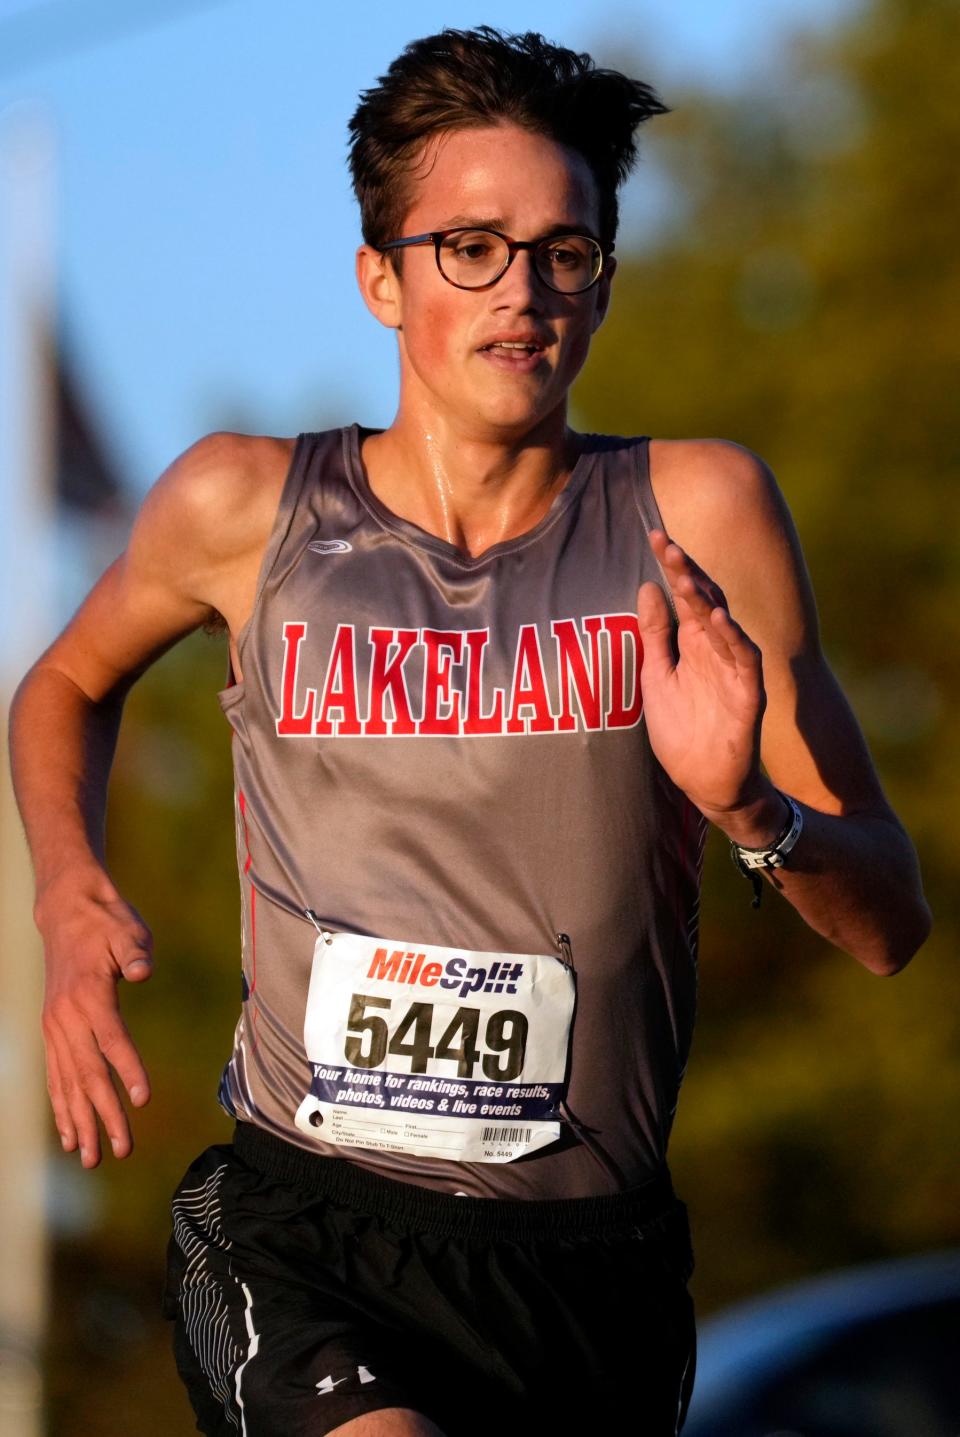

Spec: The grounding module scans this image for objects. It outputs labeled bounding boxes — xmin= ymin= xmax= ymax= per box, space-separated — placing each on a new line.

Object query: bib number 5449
xmin=345 ymin=992 xmax=528 ymax=1081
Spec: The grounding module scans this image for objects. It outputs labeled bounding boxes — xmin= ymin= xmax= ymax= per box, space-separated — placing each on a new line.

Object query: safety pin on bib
xmin=304 ymin=908 xmax=333 ymax=943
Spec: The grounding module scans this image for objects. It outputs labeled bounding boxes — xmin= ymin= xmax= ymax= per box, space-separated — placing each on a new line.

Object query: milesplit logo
xmin=367 ymin=946 xmax=523 ymax=996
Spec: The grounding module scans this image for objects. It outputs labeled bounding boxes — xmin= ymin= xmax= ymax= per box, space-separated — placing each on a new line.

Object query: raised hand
xmin=637 ymin=529 xmax=770 ymax=822
xmin=37 ymin=870 xmax=153 ymax=1168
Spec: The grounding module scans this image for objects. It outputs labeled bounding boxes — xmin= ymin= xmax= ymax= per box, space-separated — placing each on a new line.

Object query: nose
xmin=491 ymin=246 xmax=545 ymax=309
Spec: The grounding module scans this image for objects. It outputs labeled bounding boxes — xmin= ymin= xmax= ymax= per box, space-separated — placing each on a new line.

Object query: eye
xmin=452 ymin=239 xmax=493 ymax=262
xmin=442 ymin=229 xmax=502 ymax=264
xmin=545 ymin=242 xmax=584 ymax=268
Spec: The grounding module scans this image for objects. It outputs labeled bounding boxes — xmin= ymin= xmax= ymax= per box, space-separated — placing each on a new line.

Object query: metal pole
xmin=0 ymin=95 xmax=58 ymax=1437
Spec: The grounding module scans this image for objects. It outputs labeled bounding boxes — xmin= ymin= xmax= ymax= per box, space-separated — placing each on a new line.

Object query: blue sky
xmin=0 ymin=0 xmax=861 ymax=493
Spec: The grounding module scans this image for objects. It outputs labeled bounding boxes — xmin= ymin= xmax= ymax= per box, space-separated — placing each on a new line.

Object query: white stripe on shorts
xmin=171 ymin=1162 xmax=244 ymax=1430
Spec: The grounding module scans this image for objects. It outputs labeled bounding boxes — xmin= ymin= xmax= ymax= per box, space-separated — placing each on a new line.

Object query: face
xmin=356 ymin=122 xmax=617 ymax=442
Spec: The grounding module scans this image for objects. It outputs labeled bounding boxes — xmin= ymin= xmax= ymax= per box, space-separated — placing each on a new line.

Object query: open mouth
xmin=479 ymin=341 xmax=545 ymax=356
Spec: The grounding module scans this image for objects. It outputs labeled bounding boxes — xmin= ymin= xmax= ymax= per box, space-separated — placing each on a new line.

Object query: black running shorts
xmin=162 ymin=1122 xmax=697 ymax=1436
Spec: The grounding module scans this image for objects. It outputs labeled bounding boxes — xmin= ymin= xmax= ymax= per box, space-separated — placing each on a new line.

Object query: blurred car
xmin=682 ymin=1247 xmax=960 ymax=1436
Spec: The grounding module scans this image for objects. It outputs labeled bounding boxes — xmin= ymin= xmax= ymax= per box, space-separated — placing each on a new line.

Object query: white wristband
xmin=730 ymin=792 xmax=803 ymax=906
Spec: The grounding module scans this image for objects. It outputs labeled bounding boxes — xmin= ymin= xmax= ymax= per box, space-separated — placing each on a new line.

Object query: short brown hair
xmin=347 ymin=26 xmax=670 ymax=262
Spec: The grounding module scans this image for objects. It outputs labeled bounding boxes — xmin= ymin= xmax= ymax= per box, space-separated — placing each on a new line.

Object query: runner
xmin=9 ymin=25 xmax=931 ymax=1437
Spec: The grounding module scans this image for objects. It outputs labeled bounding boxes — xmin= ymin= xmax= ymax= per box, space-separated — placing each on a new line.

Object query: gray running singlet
xmin=216 ymin=425 xmax=707 ymax=1199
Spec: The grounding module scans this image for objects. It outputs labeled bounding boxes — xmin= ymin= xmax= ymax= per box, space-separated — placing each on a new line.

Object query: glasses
xmin=379 ymin=227 xmax=613 ymax=295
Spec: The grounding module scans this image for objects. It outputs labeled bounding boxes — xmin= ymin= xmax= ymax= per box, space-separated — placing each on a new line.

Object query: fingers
xmin=45 ymin=1012 xmax=109 ymax=1166
xmin=112 ymin=905 xmax=155 ymax=982
xmin=121 ymin=957 xmax=153 ymax=981
xmin=93 ymin=1003 xmax=151 ymax=1109
xmin=707 ymin=604 xmax=763 ymax=678
xmin=649 ymin=528 xmax=728 ymax=611
xmin=46 ymin=984 xmax=143 ymax=1166
xmin=636 ymin=581 xmax=676 ymax=678
xmin=37 ymin=882 xmax=155 ymax=1166
xmin=648 ymin=528 xmax=759 ymax=663
xmin=62 ymin=1031 xmax=130 ymax=1166
xmin=44 ymin=1040 xmax=78 ymax=1154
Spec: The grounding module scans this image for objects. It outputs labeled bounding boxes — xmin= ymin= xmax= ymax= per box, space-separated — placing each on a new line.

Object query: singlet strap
xmin=631 ymin=436 xmax=678 ymax=624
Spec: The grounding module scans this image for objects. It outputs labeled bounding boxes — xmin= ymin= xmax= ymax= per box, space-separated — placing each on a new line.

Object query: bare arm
xmin=640 ymin=439 xmax=932 ymax=975
xmin=8 ymin=429 xmax=269 ymax=1166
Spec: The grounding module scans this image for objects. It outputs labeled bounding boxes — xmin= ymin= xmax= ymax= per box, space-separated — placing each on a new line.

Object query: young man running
xmin=9 ymin=25 xmax=930 ymax=1437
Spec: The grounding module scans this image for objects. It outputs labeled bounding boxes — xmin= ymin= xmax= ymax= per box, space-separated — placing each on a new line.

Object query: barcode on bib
xmin=482 ymin=1126 xmax=532 ymax=1143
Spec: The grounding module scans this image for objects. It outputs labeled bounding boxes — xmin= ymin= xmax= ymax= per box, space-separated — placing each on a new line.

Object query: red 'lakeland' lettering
xmin=506 ymin=625 xmax=555 ymax=734
xmin=462 ymin=629 xmax=504 ymax=734
xmin=605 ymin=613 xmax=643 ymax=728
xmin=275 ymin=621 xmax=316 ymax=735
xmin=314 ymin=624 xmax=362 ymax=735
xmin=366 ymin=628 xmax=418 ymax=735
xmin=552 ymin=616 xmax=604 ymax=731
xmin=275 ymin=613 xmax=644 ymax=737
xmin=418 ymin=629 xmax=463 ymax=735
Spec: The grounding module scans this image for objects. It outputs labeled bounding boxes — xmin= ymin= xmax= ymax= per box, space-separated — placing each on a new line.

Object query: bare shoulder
xmin=27 ymin=431 xmax=297 ymax=702
xmin=648 ymin=435 xmax=820 ymax=660
xmin=136 ymin=429 xmax=296 ymax=569
xmin=647 ymin=436 xmax=788 ymax=565
xmin=128 ymin=429 xmax=297 ymax=635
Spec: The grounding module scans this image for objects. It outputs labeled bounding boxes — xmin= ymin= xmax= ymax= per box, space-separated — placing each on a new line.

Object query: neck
xmin=360 ymin=405 xmax=582 ymax=558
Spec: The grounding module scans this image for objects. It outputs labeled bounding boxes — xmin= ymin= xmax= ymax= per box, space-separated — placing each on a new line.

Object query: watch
xmin=730 ymin=791 xmax=803 ymax=908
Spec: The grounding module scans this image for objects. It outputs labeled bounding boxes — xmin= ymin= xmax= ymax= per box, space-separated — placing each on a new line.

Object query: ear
xmin=356 ymin=244 xmax=403 ymax=331
xmin=590 ymin=254 xmax=617 ymax=334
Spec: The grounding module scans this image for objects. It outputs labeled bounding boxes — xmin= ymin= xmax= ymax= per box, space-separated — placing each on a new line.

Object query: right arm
xmin=8 ymin=429 xmax=269 ymax=1167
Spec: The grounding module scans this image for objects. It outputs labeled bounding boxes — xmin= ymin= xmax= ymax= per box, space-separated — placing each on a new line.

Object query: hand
xmin=637 ymin=530 xmax=769 ymax=821
xmin=36 ymin=870 xmax=153 ymax=1168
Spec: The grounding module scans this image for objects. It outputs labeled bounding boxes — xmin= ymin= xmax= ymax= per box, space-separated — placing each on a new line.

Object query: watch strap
xmin=730 ymin=792 xmax=803 ymax=907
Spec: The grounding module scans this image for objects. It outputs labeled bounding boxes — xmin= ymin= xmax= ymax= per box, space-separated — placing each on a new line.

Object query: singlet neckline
xmin=343 ymin=422 xmax=599 ymax=569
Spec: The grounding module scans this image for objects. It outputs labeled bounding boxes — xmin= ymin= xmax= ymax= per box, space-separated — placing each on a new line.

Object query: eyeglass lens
xmin=437 ymin=230 xmax=602 ymax=292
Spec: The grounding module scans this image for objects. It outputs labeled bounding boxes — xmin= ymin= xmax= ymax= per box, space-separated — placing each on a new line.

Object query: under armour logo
xmin=315 ymin=1375 xmax=347 ymax=1395
xmin=316 ymin=1365 xmax=376 ymax=1394
xmin=307 ymin=538 xmax=352 ymax=555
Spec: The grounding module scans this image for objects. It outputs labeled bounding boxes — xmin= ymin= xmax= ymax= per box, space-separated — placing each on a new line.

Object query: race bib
xmin=294 ymin=927 xmax=575 ymax=1163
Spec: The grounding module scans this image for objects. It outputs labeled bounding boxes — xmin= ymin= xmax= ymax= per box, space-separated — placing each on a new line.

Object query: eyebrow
xmin=438 ymin=215 xmax=595 ymax=238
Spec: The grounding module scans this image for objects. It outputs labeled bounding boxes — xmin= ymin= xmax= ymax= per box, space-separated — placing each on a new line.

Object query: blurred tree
xmin=44 ymin=0 xmax=958 ymax=1429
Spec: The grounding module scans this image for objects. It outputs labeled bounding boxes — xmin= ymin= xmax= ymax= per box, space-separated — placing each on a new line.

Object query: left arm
xmin=639 ymin=439 xmax=932 ymax=976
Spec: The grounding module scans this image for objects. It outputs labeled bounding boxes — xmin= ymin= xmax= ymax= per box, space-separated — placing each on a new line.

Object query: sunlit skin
xmin=355 ymin=122 xmax=615 ymax=558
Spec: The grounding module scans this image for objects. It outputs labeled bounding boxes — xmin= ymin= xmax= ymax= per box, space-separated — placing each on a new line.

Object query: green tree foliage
xmin=46 ymin=0 xmax=958 ymax=1428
